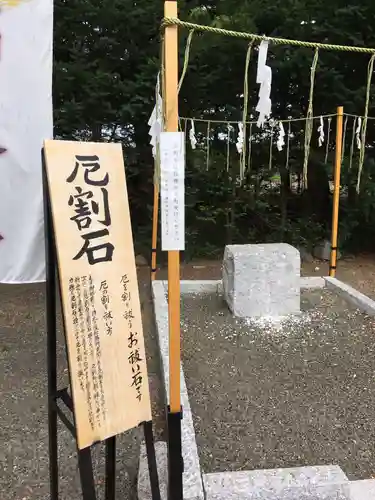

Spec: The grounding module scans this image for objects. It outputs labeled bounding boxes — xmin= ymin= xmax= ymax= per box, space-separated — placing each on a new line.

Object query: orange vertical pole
xmin=164 ymin=0 xmax=181 ymax=416
xmin=329 ymin=106 xmax=344 ymax=277
xmin=151 ymin=182 xmax=159 ymax=281
xmin=164 ymin=2 xmax=183 ymax=499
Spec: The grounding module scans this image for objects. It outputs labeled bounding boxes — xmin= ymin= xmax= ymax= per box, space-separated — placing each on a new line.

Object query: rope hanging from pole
xmin=154 ymin=72 xmax=162 ymax=188
xmin=269 ymin=124 xmax=274 ymax=170
xmin=180 ymin=112 xmax=339 ymax=126
xmin=247 ymin=123 xmax=253 ymax=174
xmin=325 ymin=117 xmax=332 ymax=164
xmin=302 ymin=48 xmax=319 ymax=189
xmin=206 ymin=121 xmax=211 ymax=171
xmin=349 ymin=116 xmax=356 ymax=170
xmin=286 ymin=121 xmax=292 ymax=188
xmin=161 ymin=17 xmax=375 ymax=54
xmin=357 ymin=53 xmax=375 ymax=193
xmin=163 ymin=16 xmax=375 ymax=190
xmin=341 ymin=115 xmax=348 ymax=162
xmin=286 ymin=122 xmax=291 ymax=170
xmin=184 ymin=117 xmax=188 ymax=140
xmin=226 ymin=124 xmax=231 ymax=172
xmin=241 ymin=42 xmax=254 ymax=181
xmin=178 ymin=30 xmax=194 ymax=93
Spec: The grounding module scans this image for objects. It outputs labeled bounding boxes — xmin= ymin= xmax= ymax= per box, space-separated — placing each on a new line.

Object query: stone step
xmin=203 ymin=466 xmax=350 ymax=500
xmin=204 ymin=481 xmax=350 ymax=499
xmin=349 ymin=479 xmax=375 ymax=500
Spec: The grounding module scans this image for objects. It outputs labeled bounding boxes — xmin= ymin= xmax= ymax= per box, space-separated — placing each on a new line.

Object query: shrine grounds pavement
xmin=181 ymin=288 xmax=375 ymax=479
xmin=3 ymin=258 xmax=375 ymax=498
xmin=0 ymin=268 xmax=166 ymax=500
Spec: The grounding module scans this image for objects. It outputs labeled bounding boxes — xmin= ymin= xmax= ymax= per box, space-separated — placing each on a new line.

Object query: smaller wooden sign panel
xmin=44 ymin=140 xmax=152 ymax=449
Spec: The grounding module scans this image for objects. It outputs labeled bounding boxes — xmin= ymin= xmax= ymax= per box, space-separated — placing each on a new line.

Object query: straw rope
xmin=162 ymin=17 xmax=375 ymax=54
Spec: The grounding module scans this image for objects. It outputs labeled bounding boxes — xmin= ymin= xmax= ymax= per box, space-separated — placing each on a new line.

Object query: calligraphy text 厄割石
xmin=67 ymin=155 xmax=114 ymax=265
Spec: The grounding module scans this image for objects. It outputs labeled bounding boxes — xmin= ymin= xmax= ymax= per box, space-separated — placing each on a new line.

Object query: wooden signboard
xmin=43 ymin=140 xmax=152 ymax=450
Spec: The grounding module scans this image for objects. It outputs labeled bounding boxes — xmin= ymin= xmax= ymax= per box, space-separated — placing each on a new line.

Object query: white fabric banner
xmin=0 ymin=0 xmax=53 ymax=283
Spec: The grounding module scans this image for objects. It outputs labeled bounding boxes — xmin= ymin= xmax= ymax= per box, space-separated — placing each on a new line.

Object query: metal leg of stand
xmin=167 ymin=407 xmax=183 ymax=500
xmin=43 ymin=153 xmax=59 ymax=500
xmin=47 ymin=375 xmax=58 ymax=500
xmin=78 ymin=447 xmax=97 ymax=500
xmin=105 ymin=436 xmax=116 ymax=500
xmin=46 ymin=283 xmax=59 ymax=500
xmin=143 ymin=421 xmax=161 ymax=500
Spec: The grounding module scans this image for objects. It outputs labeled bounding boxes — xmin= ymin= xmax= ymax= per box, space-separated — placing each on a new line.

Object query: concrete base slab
xmin=150 ymin=281 xmax=204 ymax=500
xmin=325 ymin=277 xmax=375 ymax=315
xmin=349 ymin=479 xmax=375 ymax=500
xmin=138 ymin=441 xmax=168 ymax=500
xmin=203 ymin=465 xmax=348 ymax=490
xmin=149 ymin=277 xmax=375 ymax=500
xmin=203 ymin=466 xmax=350 ymax=499
xmin=204 ymin=483 xmax=350 ymax=499
xmin=300 ymin=277 xmax=325 ymax=289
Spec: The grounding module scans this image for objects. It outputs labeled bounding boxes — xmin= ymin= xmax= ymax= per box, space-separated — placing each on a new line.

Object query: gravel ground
xmin=181 ymin=288 xmax=375 ymax=479
xmin=2 ymin=254 xmax=375 ymax=498
xmin=0 ymin=268 xmax=165 ymax=500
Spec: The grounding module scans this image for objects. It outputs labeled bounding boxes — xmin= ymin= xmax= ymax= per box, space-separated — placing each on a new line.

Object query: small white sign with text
xmin=160 ymin=132 xmax=185 ymax=251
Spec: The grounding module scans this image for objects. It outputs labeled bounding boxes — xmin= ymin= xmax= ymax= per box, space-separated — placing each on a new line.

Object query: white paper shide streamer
xmin=318 ymin=116 xmax=325 ymax=147
xmin=277 ymin=122 xmax=285 ymax=151
xmin=356 ymin=117 xmax=362 ymax=150
xmin=236 ymin=122 xmax=244 ymax=154
xmin=0 ymin=0 xmax=53 ymax=283
xmin=148 ymin=75 xmax=163 ymax=158
xmin=256 ymin=41 xmax=272 ymax=128
xmin=189 ymin=119 xmax=197 ymax=149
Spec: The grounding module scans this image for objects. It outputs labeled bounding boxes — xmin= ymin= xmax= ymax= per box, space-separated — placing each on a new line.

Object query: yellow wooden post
xmin=151 ymin=183 xmax=159 ymax=281
xmin=164 ymin=0 xmax=181 ymax=414
xmin=164 ymin=2 xmax=183 ymax=499
xmin=329 ymin=106 xmax=344 ymax=277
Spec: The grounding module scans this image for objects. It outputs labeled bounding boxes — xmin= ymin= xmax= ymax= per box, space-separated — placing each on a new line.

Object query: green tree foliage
xmin=53 ymin=0 xmax=375 ymax=258
xmin=54 ymin=0 xmax=162 ymax=249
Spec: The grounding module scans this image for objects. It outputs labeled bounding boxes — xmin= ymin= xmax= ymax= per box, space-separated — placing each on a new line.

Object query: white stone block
xmin=223 ymin=243 xmax=300 ymax=318
xmin=203 ymin=466 xmax=349 ymax=500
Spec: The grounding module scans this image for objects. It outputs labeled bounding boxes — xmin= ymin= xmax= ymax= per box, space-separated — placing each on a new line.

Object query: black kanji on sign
xmin=131 ymin=364 xmax=141 ymax=375
xmin=73 ymin=229 xmax=114 ymax=265
xmin=131 ymin=371 xmax=142 ymax=388
xmin=68 ymin=187 xmax=111 ymax=231
xmin=128 ymin=349 xmax=142 ymax=365
xmin=67 ymin=155 xmax=109 ymax=187
xmin=67 ymin=154 xmax=114 ymax=264
xmin=104 ymin=311 xmax=113 ymax=321
xmin=128 ymin=332 xmax=138 ymax=349
xmin=123 ymin=309 xmax=134 ymax=320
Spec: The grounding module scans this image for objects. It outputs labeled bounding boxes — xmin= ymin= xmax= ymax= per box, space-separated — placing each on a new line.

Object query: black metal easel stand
xmin=42 ymin=149 xmax=161 ymax=500
xmin=167 ymin=406 xmax=184 ymax=500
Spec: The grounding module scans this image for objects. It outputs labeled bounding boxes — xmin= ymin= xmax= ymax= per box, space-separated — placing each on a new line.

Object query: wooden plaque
xmin=44 ymin=140 xmax=152 ymax=449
